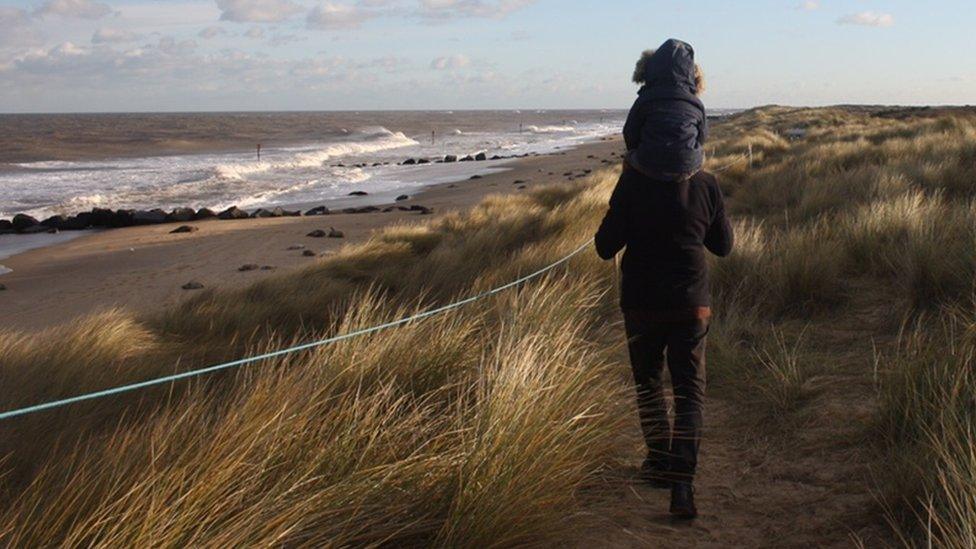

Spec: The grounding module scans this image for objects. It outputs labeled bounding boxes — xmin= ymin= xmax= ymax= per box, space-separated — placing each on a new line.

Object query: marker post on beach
xmin=257 ymin=144 xmax=262 ymax=161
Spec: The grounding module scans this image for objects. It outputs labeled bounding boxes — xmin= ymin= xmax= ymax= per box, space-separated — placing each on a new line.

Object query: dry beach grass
xmin=2 ymin=106 xmax=976 ymax=546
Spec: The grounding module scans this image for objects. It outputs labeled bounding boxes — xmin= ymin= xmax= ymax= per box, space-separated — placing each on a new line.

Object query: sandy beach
xmin=0 ymin=138 xmax=622 ymax=332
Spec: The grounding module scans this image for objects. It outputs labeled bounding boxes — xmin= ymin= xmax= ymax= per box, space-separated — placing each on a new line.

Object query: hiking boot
xmin=639 ymin=456 xmax=671 ymax=489
xmin=670 ymin=482 xmax=697 ymax=520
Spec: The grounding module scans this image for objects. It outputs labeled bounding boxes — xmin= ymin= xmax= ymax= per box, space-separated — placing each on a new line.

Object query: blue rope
xmin=0 ymin=241 xmax=592 ymax=421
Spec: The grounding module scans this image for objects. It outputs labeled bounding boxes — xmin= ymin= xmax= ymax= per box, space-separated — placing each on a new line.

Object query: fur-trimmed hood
xmin=632 ymin=39 xmax=704 ymax=96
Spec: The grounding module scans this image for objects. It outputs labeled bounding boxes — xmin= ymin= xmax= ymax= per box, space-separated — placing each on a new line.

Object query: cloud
xmin=418 ymin=0 xmax=536 ymax=19
xmin=92 ymin=27 xmax=141 ymax=43
xmin=244 ymin=26 xmax=265 ymax=38
xmin=34 ymin=0 xmax=112 ymax=19
xmin=797 ymin=0 xmax=819 ymax=10
xmin=198 ymin=25 xmax=227 ymax=39
xmin=217 ymin=0 xmax=303 ymax=23
xmin=0 ymin=7 xmax=43 ymax=48
xmin=269 ymin=32 xmax=304 ymax=46
xmin=430 ymin=54 xmax=469 ymax=70
xmin=306 ymin=3 xmax=374 ymax=30
xmin=837 ymin=11 xmax=894 ymax=27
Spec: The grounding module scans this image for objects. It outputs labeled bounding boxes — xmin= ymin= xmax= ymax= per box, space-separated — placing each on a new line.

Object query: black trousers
xmin=623 ymin=313 xmax=708 ymax=481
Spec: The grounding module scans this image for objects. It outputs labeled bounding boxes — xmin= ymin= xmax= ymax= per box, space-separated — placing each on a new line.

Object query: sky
xmin=0 ymin=0 xmax=973 ymax=112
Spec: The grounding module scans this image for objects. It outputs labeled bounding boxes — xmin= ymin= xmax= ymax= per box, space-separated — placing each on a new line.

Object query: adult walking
xmin=595 ymin=39 xmax=734 ymax=520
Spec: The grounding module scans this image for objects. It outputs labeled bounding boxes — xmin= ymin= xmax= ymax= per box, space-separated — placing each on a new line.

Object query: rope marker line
xmin=0 ymin=241 xmax=592 ymax=421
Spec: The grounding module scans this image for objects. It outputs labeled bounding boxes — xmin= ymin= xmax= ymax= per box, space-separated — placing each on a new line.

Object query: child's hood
xmin=643 ymin=39 xmax=698 ymax=95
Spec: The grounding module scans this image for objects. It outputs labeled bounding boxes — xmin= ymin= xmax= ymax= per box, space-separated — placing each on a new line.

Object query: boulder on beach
xmin=89 ymin=208 xmax=115 ymax=227
xmin=283 ymin=209 xmax=301 ymax=217
xmin=0 ymin=220 xmax=11 ymax=231
xmin=170 ymin=225 xmax=198 ymax=234
xmin=168 ymin=207 xmax=196 ymax=222
xmin=218 ymin=206 xmax=249 ymax=220
xmin=307 ymin=229 xmax=327 ymax=238
xmin=328 ymin=227 xmax=344 ymax=238
xmin=302 ymin=249 xmax=317 ymax=257
xmin=395 ymin=194 xmax=409 ymax=201
xmin=182 ymin=281 xmax=204 ymax=290
xmin=0 ymin=284 xmax=6 ymax=291
xmin=460 ymin=155 xmax=474 ymax=162
xmin=408 ymin=205 xmax=433 ymax=215
xmin=12 ymin=214 xmax=39 ymax=232
xmin=475 ymin=152 xmax=487 ymax=161
xmin=238 ymin=264 xmax=259 ymax=272
xmin=383 ymin=206 xmax=395 ymax=212
xmin=305 ymin=206 xmax=330 ymax=216
xmin=287 ymin=244 xmax=305 ymax=250
xmin=417 ymin=158 xmax=430 ymax=164
xmin=110 ymin=209 xmax=135 ymax=228
xmin=133 ymin=209 xmax=168 ymax=225
xmin=469 ymin=175 xmax=482 ymax=180
xmin=194 ymin=208 xmax=217 ymax=220
xmin=59 ymin=214 xmax=91 ymax=231
xmin=443 ymin=154 xmax=458 ymax=163
xmin=251 ymin=208 xmax=277 ymax=218
xmin=491 ymin=155 xmax=502 ymax=160
xmin=41 ymin=215 xmax=68 ymax=229
xmin=402 ymin=158 xmax=417 ymax=165
xmin=348 ymin=191 xmax=369 ymax=196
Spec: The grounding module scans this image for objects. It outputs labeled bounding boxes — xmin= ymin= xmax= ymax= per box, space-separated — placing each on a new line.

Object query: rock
xmin=168 ymin=207 xmax=196 ymax=222
xmin=395 ymin=194 xmax=409 ymax=202
xmin=348 ymin=191 xmax=369 ymax=196
xmin=282 ymin=209 xmax=301 ymax=217
xmin=305 ymin=206 xmax=330 ymax=216
xmin=110 ymin=209 xmax=135 ymax=228
xmin=287 ymin=244 xmax=305 ymax=250
xmin=218 ymin=206 xmax=249 ymax=220
xmin=63 ymin=213 xmax=91 ymax=230
xmin=460 ymin=155 xmax=474 ymax=162
xmin=518 ymin=185 xmax=527 ymax=190
xmin=587 ymin=155 xmax=597 ymax=159
xmin=443 ymin=154 xmax=458 ymax=163
xmin=307 ymin=229 xmax=327 ymax=238
xmin=328 ymin=227 xmax=344 ymax=238
xmin=513 ymin=179 xmax=527 ymax=185
xmin=21 ymin=225 xmax=49 ymax=234
xmin=383 ymin=206 xmax=396 ymax=212
xmin=583 ymin=169 xmax=592 ymax=174
xmin=358 ymin=206 xmax=380 ymax=213
xmin=40 ymin=215 xmax=68 ymax=229
xmin=170 ymin=225 xmax=198 ymax=234
xmin=0 ymin=284 xmax=5 ymax=291
xmin=562 ymin=172 xmax=573 ymax=176
xmin=12 ymin=214 xmax=39 ymax=232
xmin=402 ymin=158 xmax=417 ymax=165
xmin=491 ymin=155 xmax=502 ymax=160
xmin=0 ymin=220 xmax=11 ymax=231
xmin=342 ymin=207 xmax=358 ymax=214
xmin=251 ymin=208 xmax=277 ymax=218
xmin=302 ymin=249 xmax=317 ymax=257
xmin=470 ymin=174 xmax=483 ymax=180
xmin=408 ymin=205 xmax=433 ymax=215
xmin=417 ymin=158 xmax=430 ymax=164
xmin=238 ymin=264 xmax=260 ymax=272
xmin=89 ymin=208 xmax=116 ymax=227
xmin=475 ymin=152 xmax=487 ymax=161
xmin=447 ymin=184 xmax=458 ymax=188
xmin=182 ymin=281 xmax=204 ymax=290
xmin=132 ymin=209 xmax=168 ymax=225
xmin=397 ymin=206 xmax=412 ymax=211
xmin=194 ymin=208 xmax=217 ymax=221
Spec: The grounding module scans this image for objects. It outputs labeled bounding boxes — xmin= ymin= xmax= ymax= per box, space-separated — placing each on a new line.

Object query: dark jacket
xmin=595 ymin=166 xmax=733 ymax=314
xmin=624 ymin=39 xmax=708 ymax=178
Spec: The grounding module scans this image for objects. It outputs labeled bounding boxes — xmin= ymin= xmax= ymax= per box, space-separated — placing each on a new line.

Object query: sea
xmin=0 ymin=110 xmax=629 ymax=221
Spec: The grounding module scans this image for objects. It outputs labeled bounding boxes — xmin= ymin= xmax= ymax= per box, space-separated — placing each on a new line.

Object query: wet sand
xmin=0 ymin=138 xmax=623 ymax=332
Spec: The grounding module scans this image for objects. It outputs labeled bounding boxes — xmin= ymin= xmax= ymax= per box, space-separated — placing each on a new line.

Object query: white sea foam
xmin=525 ymin=125 xmax=577 ymax=134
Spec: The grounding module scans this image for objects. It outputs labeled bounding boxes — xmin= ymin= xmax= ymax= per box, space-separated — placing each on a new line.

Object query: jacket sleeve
xmin=704 ymin=182 xmax=733 ymax=257
xmin=697 ymin=111 xmax=709 ymax=146
xmin=623 ymin=97 xmax=644 ymax=151
xmin=594 ymin=177 xmax=629 ymax=260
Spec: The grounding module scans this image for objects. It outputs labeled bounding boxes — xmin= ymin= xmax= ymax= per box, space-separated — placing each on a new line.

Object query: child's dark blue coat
xmin=623 ymin=39 xmax=708 ymax=178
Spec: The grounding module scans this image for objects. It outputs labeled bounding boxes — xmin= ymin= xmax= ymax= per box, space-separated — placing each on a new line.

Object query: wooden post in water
xmin=257 ymin=144 xmax=262 ymax=161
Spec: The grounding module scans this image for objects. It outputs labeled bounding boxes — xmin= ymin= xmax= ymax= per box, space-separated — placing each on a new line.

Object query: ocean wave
xmin=524 ymin=125 xmax=577 ymax=134
xmin=213 ymin=128 xmax=417 ymax=181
